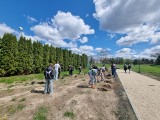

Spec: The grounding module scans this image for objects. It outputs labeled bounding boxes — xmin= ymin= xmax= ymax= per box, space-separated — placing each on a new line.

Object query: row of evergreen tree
xmin=0 ymin=33 xmax=88 ymax=77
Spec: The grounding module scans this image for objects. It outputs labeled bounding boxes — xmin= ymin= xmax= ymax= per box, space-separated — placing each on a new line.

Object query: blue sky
xmin=0 ymin=0 xmax=160 ymax=59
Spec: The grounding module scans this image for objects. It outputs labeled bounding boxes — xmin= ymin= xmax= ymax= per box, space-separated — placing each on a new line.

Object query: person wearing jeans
xmin=44 ymin=63 xmax=55 ymax=94
xmin=44 ymin=79 xmax=53 ymax=94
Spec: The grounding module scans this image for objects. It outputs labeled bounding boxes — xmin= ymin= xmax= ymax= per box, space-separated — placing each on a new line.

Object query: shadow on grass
xmin=36 ymin=81 xmax=45 ymax=84
xmin=30 ymin=89 xmax=44 ymax=94
xmin=77 ymin=85 xmax=90 ymax=88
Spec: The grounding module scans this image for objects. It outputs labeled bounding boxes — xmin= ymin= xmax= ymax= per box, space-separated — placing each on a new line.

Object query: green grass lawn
xmin=131 ymin=65 xmax=160 ymax=77
xmin=0 ymin=73 xmax=44 ymax=84
xmin=0 ymin=69 xmax=89 ymax=84
xmin=115 ymin=64 xmax=160 ymax=78
xmin=95 ymin=63 xmax=160 ymax=78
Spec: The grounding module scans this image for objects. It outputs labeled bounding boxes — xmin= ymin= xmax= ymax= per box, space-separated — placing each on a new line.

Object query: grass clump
xmin=63 ymin=111 xmax=76 ymax=119
xmin=7 ymin=105 xmax=16 ymax=114
xmin=19 ymin=98 xmax=26 ymax=102
xmin=17 ymin=104 xmax=25 ymax=111
xmin=11 ymin=98 xmax=16 ymax=101
xmin=34 ymin=106 xmax=48 ymax=120
xmin=7 ymin=104 xmax=25 ymax=114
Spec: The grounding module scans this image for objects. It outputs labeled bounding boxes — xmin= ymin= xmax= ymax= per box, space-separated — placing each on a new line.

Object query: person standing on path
xmin=111 ymin=63 xmax=114 ymax=75
xmin=54 ymin=61 xmax=61 ymax=80
xmin=128 ymin=64 xmax=131 ymax=73
xmin=124 ymin=64 xmax=127 ymax=73
xmin=44 ymin=63 xmax=55 ymax=94
xmin=113 ymin=64 xmax=116 ymax=77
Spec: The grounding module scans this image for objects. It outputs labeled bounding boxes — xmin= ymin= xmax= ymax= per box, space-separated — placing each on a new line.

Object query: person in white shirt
xmin=54 ymin=62 xmax=61 ymax=80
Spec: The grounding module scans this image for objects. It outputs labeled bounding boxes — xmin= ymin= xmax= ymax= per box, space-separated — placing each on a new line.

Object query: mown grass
xmin=94 ymin=63 xmax=160 ymax=78
xmin=115 ymin=64 xmax=160 ymax=78
xmin=34 ymin=106 xmax=48 ymax=120
xmin=0 ymin=68 xmax=89 ymax=84
xmin=0 ymin=73 xmax=44 ymax=84
xmin=131 ymin=65 xmax=160 ymax=77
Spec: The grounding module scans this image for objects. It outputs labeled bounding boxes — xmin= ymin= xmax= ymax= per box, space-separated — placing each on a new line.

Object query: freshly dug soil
xmin=0 ymin=73 xmax=137 ymax=120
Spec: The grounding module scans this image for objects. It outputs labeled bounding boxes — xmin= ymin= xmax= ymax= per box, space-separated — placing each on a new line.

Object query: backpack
xmin=45 ymin=68 xmax=54 ymax=79
xmin=128 ymin=65 xmax=131 ymax=69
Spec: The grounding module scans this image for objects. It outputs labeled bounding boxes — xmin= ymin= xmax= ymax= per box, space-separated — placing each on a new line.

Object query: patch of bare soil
xmin=0 ymin=73 xmax=137 ymax=120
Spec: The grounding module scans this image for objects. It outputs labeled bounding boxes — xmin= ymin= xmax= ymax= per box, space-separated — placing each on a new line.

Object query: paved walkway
xmin=116 ymin=69 xmax=160 ymax=120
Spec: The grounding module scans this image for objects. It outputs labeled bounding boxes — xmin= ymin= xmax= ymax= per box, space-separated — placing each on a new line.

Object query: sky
xmin=0 ymin=0 xmax=160 ymax=60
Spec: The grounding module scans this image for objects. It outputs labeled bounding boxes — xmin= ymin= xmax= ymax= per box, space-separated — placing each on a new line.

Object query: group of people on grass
xmin=44 ymin=62 xmax=131 ymax=94
xmin=43 ymin=62 xmax=82 ymax=94
xmin=88 ymin=64 xmax=116 ymax=89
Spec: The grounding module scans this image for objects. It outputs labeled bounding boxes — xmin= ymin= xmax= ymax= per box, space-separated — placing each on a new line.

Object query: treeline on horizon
xmin=0 ymin=33 xmax=88 ymax=77
xmin=90 ymin=56 xmax=160 ymax=65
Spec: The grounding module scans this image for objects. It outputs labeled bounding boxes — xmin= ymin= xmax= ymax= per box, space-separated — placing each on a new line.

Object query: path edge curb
xmin=116 ymin=74 xmax=140 ymax=120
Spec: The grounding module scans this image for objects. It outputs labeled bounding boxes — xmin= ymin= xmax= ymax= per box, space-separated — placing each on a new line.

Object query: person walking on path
xmin=54 ymin=61 xmax=61 ymax=80
xmin=111 ymin=63 xmax=114 ymax=75
xmin=124 ymin=64 xmax=127 ymax=73
xmin=44 ymin=63 xmax=55 ymax=94
xmin=113 ymin=64 xmax=116 ymax=77
xmin=128 ymin=64 xmax=131 ymax=73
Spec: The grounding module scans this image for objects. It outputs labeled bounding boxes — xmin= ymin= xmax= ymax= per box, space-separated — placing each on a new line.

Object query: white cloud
xmin=31 ymin=11 xmax=94 ymax=47
xmin=116 ymin=25 xmax=160 ymax=46
xmin=52 ymin=11 xmax=94 ymax=39
xmin=95 ymin=47 xmax=111 ymax=52
xmin=86 ymin=14 xmax=89 ymax=17
xmin=70 ymin=45 xmax=96 ymax=56
xmin=79 ymin=45 xmax=93 ymax=52
xmin=95 ymin=48 xmax=103 ymax=52
xmin=93 ymin=0 xmax=160 ymax=33
xmin=79 ymin=37 xmax=88 ymax=43
xmin=114 ymin=46 xmax=160 ymax=59
xmin=17 ymin=32 xmax=41 ymax=42
xmin=93 ymin=0 xmax=160 ymax=46
xmin=27 ymin=16 xmax=37 ymax=23
xmin=70 ymin=47 xmax=81 ymax=54
xmin=138 ymin=45 xmax=160 ymax=59
xmin=107 ymin=33 xmax=116 ymax=39
xmin=0 ymin=23 xmax=17 ymax=37
xmin=115 ymin=48 xmax=136 ymax=59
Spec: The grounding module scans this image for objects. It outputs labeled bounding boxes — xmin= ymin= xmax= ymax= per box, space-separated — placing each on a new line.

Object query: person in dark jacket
xmin=79 ymin=65 xmax=82 ymax=74
xmin=44 ymin=63 xmax=55 ymax=94
xmin=68 ymin=65 xmax=74 ymax=76
xmin=128 ymin=64 xmax=131 ymax=73
xmin=111 ymin=63 xmax=114 ymax=75
xmin=124 ymin=64 xmax=127 ymax=73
